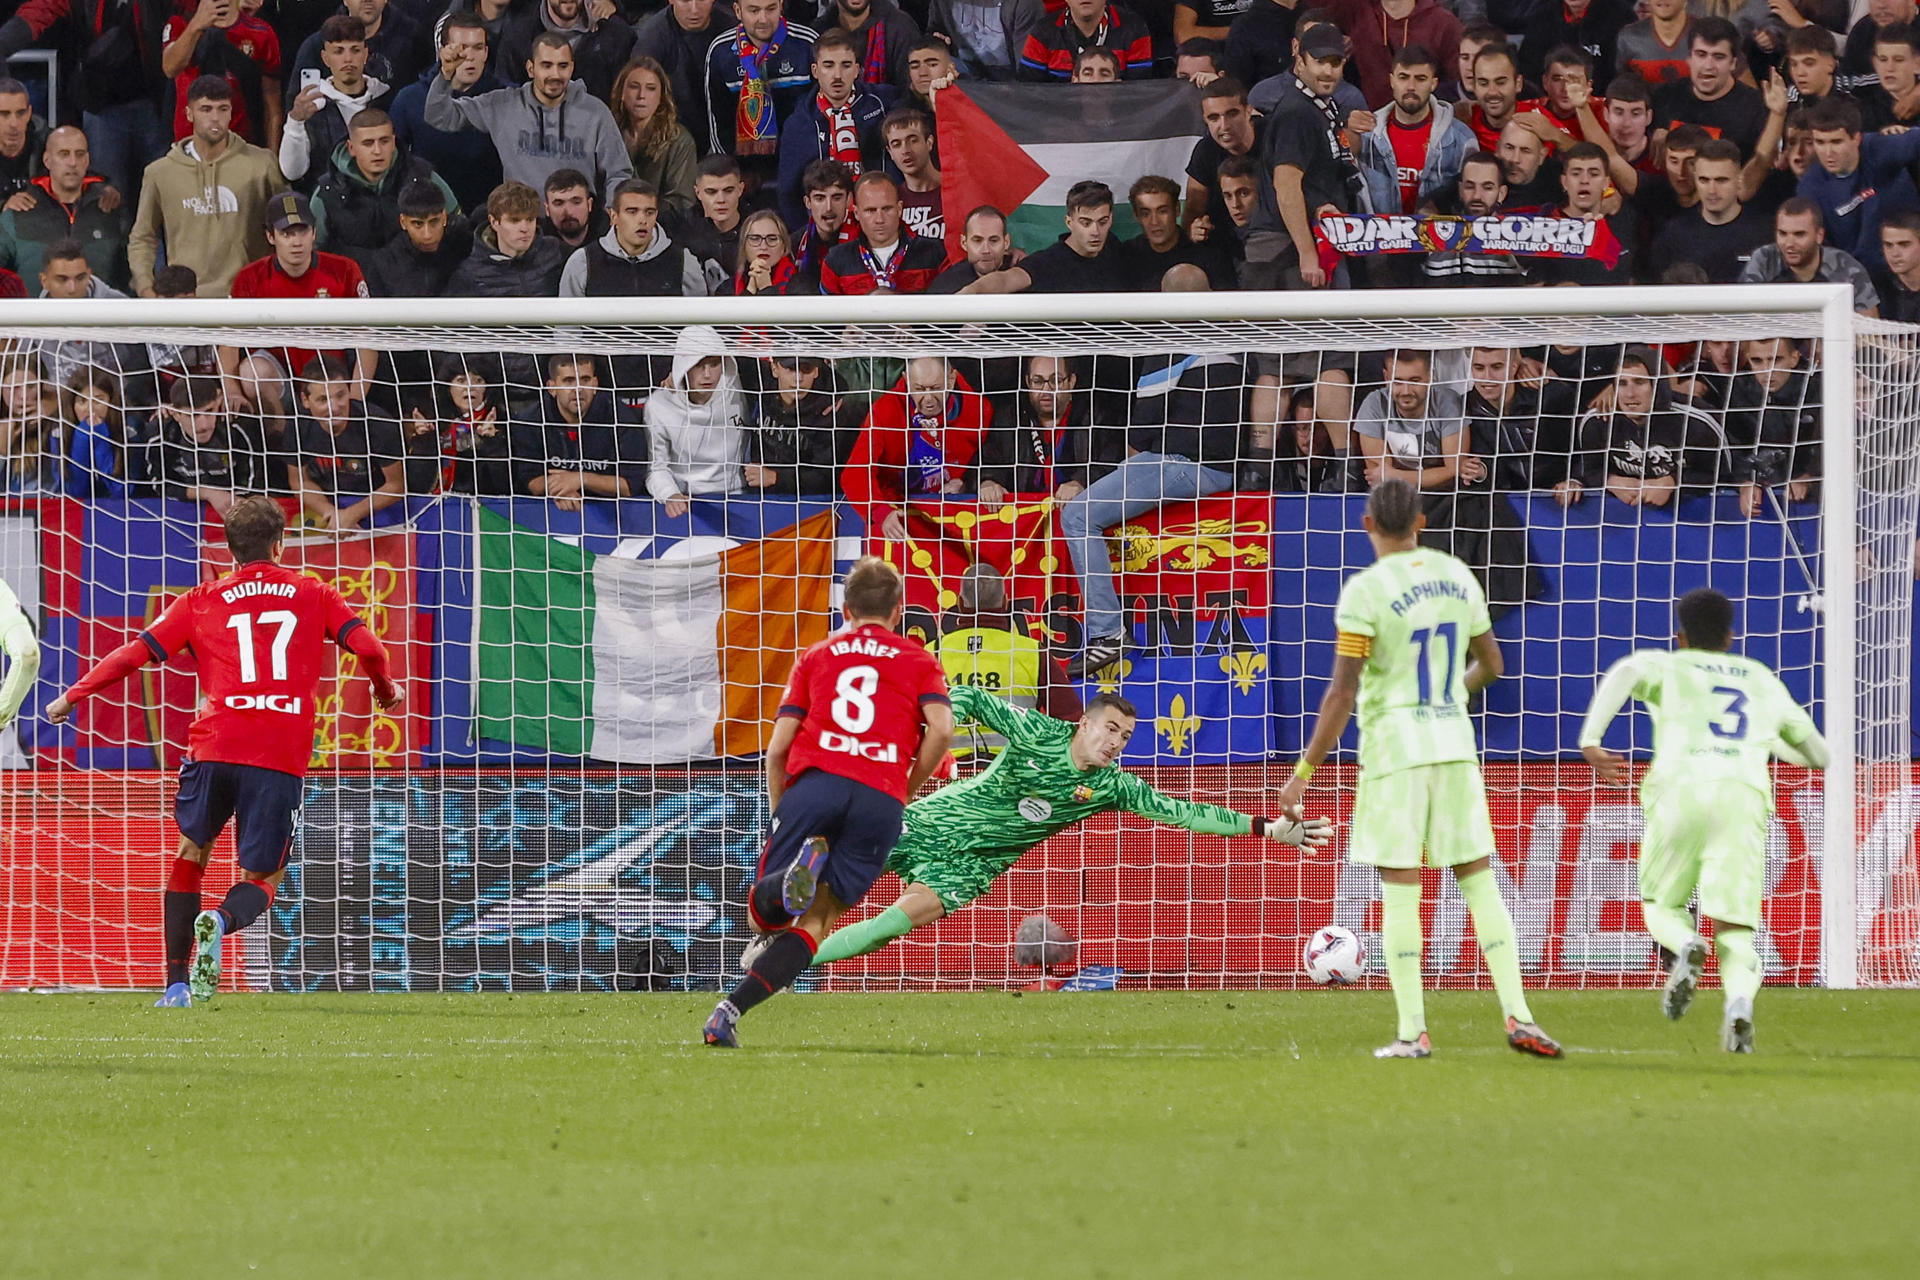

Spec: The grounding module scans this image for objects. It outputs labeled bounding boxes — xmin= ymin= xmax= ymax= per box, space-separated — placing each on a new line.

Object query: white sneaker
xmin=1722 ymin=996 xmax=1755 ymax=1054
xmin=1663 ymin=935 xmax=1709 ymax=1021
xmin=1373 ymin=1032 xmax=1432 ymax=1059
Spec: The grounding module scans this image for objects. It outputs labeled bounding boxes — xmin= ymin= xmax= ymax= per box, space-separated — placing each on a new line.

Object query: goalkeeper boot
xmin=781 ymin=837 xmax=830 ymax=917
xmin=1722 ymin=996 xmax=1755 ymax=1054
xmin=1506 ymin=1017 xmax=1563 ymax=1059
xmin=1373 ymin=1032 xmax=1432 ymax=1060
xmin=702 ymin=1001 xmax=741 ymax=1049
xmin=738 ymin=932 xmax=774 ymax=975
xmin=189 ymin=910 xmax=225 ymax=1003
xmin=1662 ymin=935 xmax=1710 ymax=1022
xmin=153 ymin=982 xmax=192 ymax=1009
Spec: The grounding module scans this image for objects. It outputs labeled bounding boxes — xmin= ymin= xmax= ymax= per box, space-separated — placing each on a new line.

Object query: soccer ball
xmin=1014 ymin=913 xmax=1077 ymax=968
xmin=1303 ymin=925 xmax=1367 ymax=986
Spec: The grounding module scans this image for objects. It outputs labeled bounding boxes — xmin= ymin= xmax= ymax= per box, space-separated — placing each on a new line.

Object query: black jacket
xmin=147 ymin=414 xmax=272 ymax=501
xmin=497 ymin=7 xmax=636 ymax=102
xmin=1572 ymin=403 xmax=1725 ymax=493
xmin=507 ymin=391 xmax=649 ymax=497
xmin=446 ymin=229 xmax=570 ymax=297
xmin=1223 ymin=0 xmax=1297 ymax=89
xmin=976 ymin=395 xmax=1126 ymax=495
xmin=631 ymin=2 xmax=738 ymax=156
xmin=311 ymin=146 xmax=454 ymax=263
xmin=1725 ymin=366 xmax=1820 ymax=485
xmin=363 ymin=220 xmax=476 ymax=298
xmin=1128 ymin=353 xmax=1246 ymax=469
xmin=742 ymin=380 xmax=861 ymax=496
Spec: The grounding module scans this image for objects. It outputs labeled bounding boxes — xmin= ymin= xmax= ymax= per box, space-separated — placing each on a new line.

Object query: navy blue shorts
xmin=758 ymin=770 xmax=905 ymax=911
xmin=175 ymin=758 xmax=305 ymax=875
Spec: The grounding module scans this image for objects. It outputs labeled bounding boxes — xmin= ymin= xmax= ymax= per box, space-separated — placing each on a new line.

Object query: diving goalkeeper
xmin=803 ymin=683 xmax=1333 ymax=967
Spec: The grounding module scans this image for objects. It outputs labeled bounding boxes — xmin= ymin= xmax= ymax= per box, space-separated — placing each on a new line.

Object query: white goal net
xmin=0 ymin=287 xmax=1914 ymax=992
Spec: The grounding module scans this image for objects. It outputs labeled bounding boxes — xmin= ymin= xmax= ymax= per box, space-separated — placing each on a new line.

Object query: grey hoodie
xmin=424 ymin=74 xmax=633 ymax=204
xmin=643 ymin=324 xmax=743 ymax=502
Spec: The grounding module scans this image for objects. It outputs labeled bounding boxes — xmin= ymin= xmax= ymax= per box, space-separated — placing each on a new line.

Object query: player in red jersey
xmin=46 ymin=497 xmax=400 ymax=1007
xmin=704 ymin=557 xmax=954 ymax=1047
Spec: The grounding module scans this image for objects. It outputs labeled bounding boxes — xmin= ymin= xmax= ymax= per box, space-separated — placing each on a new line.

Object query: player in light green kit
xmin=800 ymin=683 xmax=1333 ymax=967
xmin=1278 ymin=480 xmax=1560 ymax=1060
xmin=0 ymin=577 xmax=40 ymax=731
xmin=1579 ymin=587 xmax=1828 ymax=1053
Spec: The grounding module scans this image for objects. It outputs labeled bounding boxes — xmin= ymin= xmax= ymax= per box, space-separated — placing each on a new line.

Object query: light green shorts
xmin=1639 ymin=787 xmax=1770 ymax=929
xmin=1348 ymin=760 xmax=1497 ymax=870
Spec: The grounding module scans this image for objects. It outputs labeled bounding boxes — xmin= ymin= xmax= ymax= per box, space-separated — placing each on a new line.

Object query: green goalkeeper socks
xmin=811 ymin=905 xmax=916 ymax=966
xmin=1716 ymin=925 xmax=1762 ymax=1005
xmin=1380 ymin=880 xmax=1426 ymax=1041
xmin=1458 ymin=867 xmax=1534 ymax=1025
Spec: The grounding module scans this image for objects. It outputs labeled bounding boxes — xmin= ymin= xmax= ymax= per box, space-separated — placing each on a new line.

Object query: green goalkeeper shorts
xmin=1639 ymin=786 xmax=1770 ymax=930
xmin=1349 ymin=760 xmax=1496 ymax=871
xmin=886 ymin=831 xmax=1020 ymax=915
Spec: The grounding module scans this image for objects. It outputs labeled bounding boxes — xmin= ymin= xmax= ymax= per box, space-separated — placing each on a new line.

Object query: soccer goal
xmin=0 ymin=286 xmax=1913 ymax=993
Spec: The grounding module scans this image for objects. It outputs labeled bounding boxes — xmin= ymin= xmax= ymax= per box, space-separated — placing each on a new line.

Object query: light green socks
xmin=811 ymin=905 xmax=916 ymax=966
xmin=1716 ymin=925 xmax=1762 ymax=1005
xmin=1458 ymin=868 xmax=1534 ymax=1024
xmin=1380 ymin=879 xmax=1426 ymax=1040
xmin=1640 ymin=901 xmax=1699 ymax=959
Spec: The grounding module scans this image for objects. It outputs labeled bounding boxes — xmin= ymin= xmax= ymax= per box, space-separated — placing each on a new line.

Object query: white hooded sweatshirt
xmin=644 ymin=324 xmax=744 ymax=502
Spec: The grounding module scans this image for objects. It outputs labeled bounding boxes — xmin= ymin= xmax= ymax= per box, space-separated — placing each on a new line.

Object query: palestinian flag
xmin=938 ymin=82 xmax=1205 ymax=255
xmin=473 ymin=507 xmax=837 ymax=763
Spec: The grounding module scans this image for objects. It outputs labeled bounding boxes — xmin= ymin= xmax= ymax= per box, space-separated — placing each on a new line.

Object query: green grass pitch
xmin=4 ymin=989 xmax=1917 ymax=1279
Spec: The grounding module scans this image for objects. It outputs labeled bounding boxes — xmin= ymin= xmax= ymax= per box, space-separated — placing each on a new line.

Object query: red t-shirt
xmin=229 ymin=251 xmax=369 ymax=378
xmin=1517 ymin=98 xmax=1611 ymax=149
xmin=778 ymin=622 xmax=950 ymax=803
xmin=1460 ymin=103 xmax=1504 ymax=154
xmin=163 ymin=13 xmax=282 ymax=143
xmin=141 ymin=560 xmax=366 ymax=778
xmin=1386 ymin=114 xmax=1435 ymax=214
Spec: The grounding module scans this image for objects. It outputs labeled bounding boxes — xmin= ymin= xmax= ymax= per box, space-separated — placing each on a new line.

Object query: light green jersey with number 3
xmin=1333 ymin=547 xmax=1493 ymax=778
xmin=1579 ymin=648 xmax=1823 ymax=810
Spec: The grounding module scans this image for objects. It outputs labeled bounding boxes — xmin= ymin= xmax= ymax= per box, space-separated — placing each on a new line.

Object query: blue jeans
xmin=83 ymin=101 xmax=170 ymax=203
xmin=1059 ymin=453 xmax=1234 ymax=640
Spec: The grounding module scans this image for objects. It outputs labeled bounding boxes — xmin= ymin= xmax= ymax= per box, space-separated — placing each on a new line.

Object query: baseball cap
xmin=1298 ymin=25 xmax=1348 ymax=60
xmin=266 ymin=191 xmax=314 ymax=232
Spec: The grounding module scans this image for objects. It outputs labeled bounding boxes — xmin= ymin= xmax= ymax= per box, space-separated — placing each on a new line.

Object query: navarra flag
xmin=474 ymin=507 xmax=837 ymax=762
xmin=867 ymin=500 xmax=1080 ymax=645
xmin=937 ymin=82 xmax=1203 ymax=254
xmin=203 ymin=531 xmax=425 ymax=768
xmin=1091 ymin=494 xmax=1274 ymax=765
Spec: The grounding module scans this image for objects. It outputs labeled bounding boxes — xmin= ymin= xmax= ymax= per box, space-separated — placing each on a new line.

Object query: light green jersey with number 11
xmin=1333 ymin=547 xmax=1493 ymax=778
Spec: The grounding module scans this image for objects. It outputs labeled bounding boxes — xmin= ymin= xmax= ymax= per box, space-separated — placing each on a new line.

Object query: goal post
xmin=0 ymin=284 xmax=1913 ymax=993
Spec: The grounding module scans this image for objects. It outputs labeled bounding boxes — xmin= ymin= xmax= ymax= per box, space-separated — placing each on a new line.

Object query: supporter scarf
xmin=858 ymin=232 xmax=911 ymax=290
xmin=1296 ymin=74 xmax=1356 ymax=170
xmin=790 ymin=219 xmax=858 ymax=274
xmin=907 ymin=408 xmax=948 ymax=493
xmin=735 ymin=21 xmax=788 ymax=154
xmin=860 ymin=23 xmax=888 ymax=88
xmin=819 ymin=93 xmax=864 ymax=168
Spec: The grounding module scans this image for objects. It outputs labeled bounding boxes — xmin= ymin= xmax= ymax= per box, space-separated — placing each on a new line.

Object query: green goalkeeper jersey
xmin=902 ymin=685 xmax=1254 ymax=864
xmin=1332 ymin=546 xmax=1492 ymax=778
xmin=1578 ymin=648 xmax=1826 ymax=810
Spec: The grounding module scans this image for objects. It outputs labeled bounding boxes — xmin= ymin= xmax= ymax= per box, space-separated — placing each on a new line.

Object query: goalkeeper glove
xmin=1258 ymin=814 xmax=1333 ymax=848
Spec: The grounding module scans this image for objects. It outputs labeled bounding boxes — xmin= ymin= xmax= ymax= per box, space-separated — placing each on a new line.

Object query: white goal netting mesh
xmin=0 ymin=295 xmax=1915 ymax=992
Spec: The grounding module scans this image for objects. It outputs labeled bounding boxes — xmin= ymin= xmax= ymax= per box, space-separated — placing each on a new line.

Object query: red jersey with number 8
xmin=140 ymin=561 xmax=373 ymax=778
xmin=778 ymin=622 xmax=950 ymax=802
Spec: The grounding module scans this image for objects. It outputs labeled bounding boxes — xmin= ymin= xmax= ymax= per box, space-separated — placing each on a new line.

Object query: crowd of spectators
xmin=0 ymin=0 xmax=1904 ymax=668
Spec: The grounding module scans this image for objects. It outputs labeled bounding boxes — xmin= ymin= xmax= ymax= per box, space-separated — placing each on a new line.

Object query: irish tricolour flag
xmin=473 ymin=508 xmax=837 ymax=763
xmin=937 ymin=82 xmax=1205 ymax=254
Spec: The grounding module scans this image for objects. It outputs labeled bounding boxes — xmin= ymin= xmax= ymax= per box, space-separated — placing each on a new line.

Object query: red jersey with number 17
xmin=778 ymin=622 xmax=950 ymax=802
xmin=140 ymin=561 xmax=373 ymax=778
